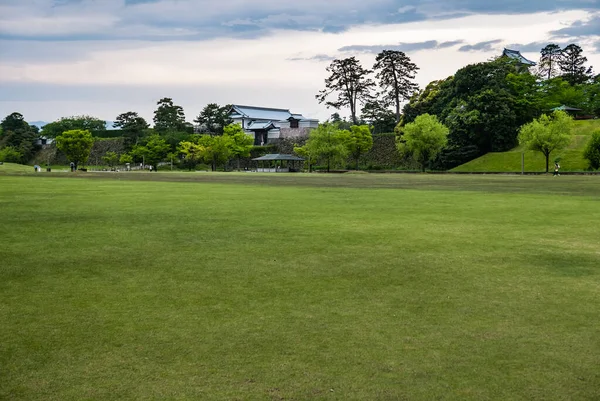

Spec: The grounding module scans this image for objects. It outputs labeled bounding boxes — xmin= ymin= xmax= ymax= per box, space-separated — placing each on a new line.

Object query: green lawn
xmin=1 ymin=173 xmax=600 ymax=400
xmin=453 ymin=119 xmax=600 ymax=173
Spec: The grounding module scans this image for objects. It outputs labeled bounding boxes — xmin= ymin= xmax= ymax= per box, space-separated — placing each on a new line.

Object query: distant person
xmin=553 ymin=162 xmax=560 ymax=177
xmin=70 ymin=162 xmax=75 ymax=172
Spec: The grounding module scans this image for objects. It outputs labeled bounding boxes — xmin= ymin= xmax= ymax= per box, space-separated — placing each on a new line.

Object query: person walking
xmin=553 ymin=162 xmax=560 ymax=177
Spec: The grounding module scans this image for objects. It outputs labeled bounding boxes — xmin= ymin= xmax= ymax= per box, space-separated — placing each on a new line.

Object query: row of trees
xmin=538 ymin=44 xmax=595 ymax=84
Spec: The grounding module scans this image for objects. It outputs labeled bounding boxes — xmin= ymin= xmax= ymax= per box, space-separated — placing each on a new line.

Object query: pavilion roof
xmin=252 ymin=154 xmax=305 ymax=161
xmin=551 ymin=105 xmax=582 ymax=111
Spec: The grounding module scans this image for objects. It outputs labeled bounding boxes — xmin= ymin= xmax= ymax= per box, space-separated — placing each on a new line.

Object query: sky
xmin=0 ymin=0 xmax=599 ymax=125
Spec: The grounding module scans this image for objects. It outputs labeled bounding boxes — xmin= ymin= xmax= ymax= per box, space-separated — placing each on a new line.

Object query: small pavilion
xmin=551 ymin=105 xmax=583 ymax=117
xmin=252 ymin=154 xmax=305 ymax=173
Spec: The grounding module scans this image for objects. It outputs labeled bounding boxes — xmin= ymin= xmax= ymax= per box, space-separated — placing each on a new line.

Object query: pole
xmin=521 ymin=152 xmax=524 ymax=175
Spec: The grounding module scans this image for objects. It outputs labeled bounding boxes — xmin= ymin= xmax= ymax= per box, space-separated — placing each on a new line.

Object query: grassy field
xmin=453 ymin=119 xmax=600 ymax=173
xmin=1 ymin=173 xmax=600 ymax=400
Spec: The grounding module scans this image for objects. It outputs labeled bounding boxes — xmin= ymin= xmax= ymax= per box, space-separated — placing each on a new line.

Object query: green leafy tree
xmin=197 ymin=135 xmax=233 ymax=171
xmin=178 ymin=140 xmax=204 ymax=171
xmin=1 ymin=112 xmax=28 ymax=132
xmin=56 ymin=129 xmax=94 ymax=168
xmin=153 ymin=98 xmax=186 ymax=134
xmin=0 ymin=146 xmax=24 ymax=163
xmin=194 ymin=104 xmax=233 ymax=136
xmin=295 ymin=123 xmax=349 ymax=172
xmin=113 ymin=111 xmax=149 ymax=147
xmin=397 ymin=114 xmax=449 ymax=172
xmin=42 ymin=116 xmax=106 ymax=138
xmin=224 ymin=123 xmax=253 ymax=170
xmin=583 ymin=130 xmax=600 ymax=170
xmin=316 ymin=57 xmax=375 ymax=125
xmin=518 ymin=110 xmax=574 ymax=173
xmin=132 ymin=135 xmax=170 ymax=171
xmin=119 ymin=153 xmax=133 ymax=165
xmin=373 ymin=50 xmax=419 ymax=123
xmin=360 ymin=100 xmax=397 ymax=134
xmin=0 ymin=112 xmax=40 ymax=163
xmin=538 ymin=44 xmax=563 ymax=80
xmin=559 ymin=44 xmax=593 ymax=85
xmin=102 ymin=151 xmax=119 ymax=168
xmin=344 ymin=125 xmax=373 ymax=170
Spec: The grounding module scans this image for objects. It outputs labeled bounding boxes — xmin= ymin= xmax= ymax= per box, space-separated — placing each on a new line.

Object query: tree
xmin=583 ymin=130 xmax=600 ymax=170
xmin=119 ymin=153 xmax=133 ymax=165
xmin=131 ymin=135 xmax=170 ymax=171
xmin=178 ymin=140 xmax=205 ymax=171
xmin=316 ymin=57 xmax=375 ymax=125
xmin=373 ymin=50 xmax=419 ymax=123
xmin=153 ymin=98 xmax=186 ymax=133
xmin=102 ymin=151 xmax=119 ymax=168
xmin=360 ymin=100 xmax=397 ymax=134
xmin=295 ymin=123 xmax=349 ymax=172
xmin=344 ymin=125 xmax=373 ymax=170
xmin=194 ymin=104 xmax=233 ymax=136
xmin=42 ymin=116 xmax=106 ymax=138
xmin=559 ymin=44 xmax=593 ymax=85
xmin=538 ymin=44 xmax=563 ymax=80
xmin=56 ymin=130 xmax=94 ymax=168
xmin=197 ymin=135 xmax=233 ymax=171
xmin=518 ymin=110 xmax=574 ymax=173
xmin=113 ymin=112 xmax=149 ymax=147
xmin=397 ymin=114 xmax=449 ymax=172
xmin=223 ymin=123 xmax=253 ymax=170
xmin=1 ymin=112 xmax=28 ymax=133
xmin=0 ymin=146 xmax=24 ymax=163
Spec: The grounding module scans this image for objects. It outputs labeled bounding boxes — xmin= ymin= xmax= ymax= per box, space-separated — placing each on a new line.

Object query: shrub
xmin=0 ymin=146 xmax=24 ymax=163
xmin=583 ymin=130 xmax=600 ymax=170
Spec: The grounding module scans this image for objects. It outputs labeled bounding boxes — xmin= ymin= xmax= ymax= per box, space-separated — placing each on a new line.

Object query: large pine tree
xmin=559 ymin=44 xmax=593 ymax=85
xmin=538 ymin=44 xmax=562 ymax=80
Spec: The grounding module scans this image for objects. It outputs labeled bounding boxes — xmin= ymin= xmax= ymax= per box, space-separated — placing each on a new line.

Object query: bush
xmin=0 ymin=146 xmax=24 ymax=163
xmin=583 ymin=130 xmax=600 ymax=170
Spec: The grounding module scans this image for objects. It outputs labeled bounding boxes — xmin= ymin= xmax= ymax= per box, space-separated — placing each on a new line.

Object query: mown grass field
xmin=1 ymin=173 xmax=600 ymax=400
xmin=453 ymin=119 xmax=600 ymax=173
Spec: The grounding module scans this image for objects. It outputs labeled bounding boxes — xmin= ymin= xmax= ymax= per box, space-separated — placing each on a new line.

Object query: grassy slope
xmin=0 ymin=162 xmax=36 ymax=174
xmin=453 ymin=119 xmax=600 ymax=172
xmin=1 ymin=174 xmax=600 ymax=400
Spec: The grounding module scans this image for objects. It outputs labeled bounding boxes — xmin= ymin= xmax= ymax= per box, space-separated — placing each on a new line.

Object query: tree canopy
xmin=344 ymin=125 xmax=373 ymax=170
xmin=518 ymin=110 xmax=574 ymax=173
xmin=295 ymin=123 xmax=349 ymax=172
xmin=583 ymin=130 xmax=600 ymax=170
xmin=194 ymin=104 xmax=232 ymax=136
xmin=42 ymin=116 xmax=106 ymax=138
xmin=397 ymin=114 xmax=449 ymax=172
xmin=56 ymin=130 xmax=94 ymax=167
xmin=373 ymin=50 xmax=419 ymax=123
xmin=153 ymin=98 xmax=187 ymax=133
xmin=316 ymin=57 xmax=375 ymax=125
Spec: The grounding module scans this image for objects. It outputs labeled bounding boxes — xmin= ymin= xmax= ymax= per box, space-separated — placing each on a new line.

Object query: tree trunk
xmin=237 ymin=156 xmax=241 ymax=171
xmin=422 ymin=162 xmax=426 ymax=173
xmin=545 ymin=153 xmax=550 ymax=173
xmin=327 ymin=158 xmax=330 ymax=173
xmin=356 ymin=156 xmax=360 ymax=171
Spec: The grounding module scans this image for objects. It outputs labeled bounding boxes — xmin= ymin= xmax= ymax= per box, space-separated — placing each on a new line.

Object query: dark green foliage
xmin=0 ymin=113 xmax=40 ymax=163
xmin=538 ymin=44 xmax=562 ymax=80
xmin=559 ymin=44 xmax=593 ymax=85
xmin=153 ymin=98 xmax=187 ymax=134
xmin=360 ymin=100 xmax=397 ymax=134
xmin=373 ymin=50 xmax=419 ymax=123
xmin=583 ymin=130 xmax=600 ymax=170
xmin=316 ymin=57 xmax=375 ymax=125
xmin=194 ymin=104 xmax=232 ymax=136
xmin=113 ymin=111 xmax=150 ymax=147
xmin=41 ymin=116 xmax=106 ymax=138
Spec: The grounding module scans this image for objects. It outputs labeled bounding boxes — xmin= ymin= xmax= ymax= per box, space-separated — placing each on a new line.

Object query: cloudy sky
xmin=0 ymin=0 xmax=599 ymax=124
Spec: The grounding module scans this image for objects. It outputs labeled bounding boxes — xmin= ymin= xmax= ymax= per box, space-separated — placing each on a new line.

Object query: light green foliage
xmin=56 ymin=129 xmax=94 ymax=166
xmin=295 ymin=123 xmax=349 ymax=172
xmin=131 ymin=134 xmax=170 ymax=170
xmin=178 ymin=140 xmax=205 ymax=170
xmin=119 ymin=153 xmax=133 ymax=165
xmin=518 ymin=110 xmax=574 ymax=172
xmin=344 ymin=125 xmax=373 ymax=169
xmin=397 ymin=114 xmax=449 ymax=171
xmin=101 ymin=151 xmax=119 ymax=167
xmin=2 ymin=174 xmax=600 ymax=400
xmin=583 ymin=130 xmax=600 ymax=170
xmin=0 ymin=146 xmax=24 ymax=163
xmin=42 ymin=116 xmax=106 ymax=138
xmin=224 ymin=123 xmax=253 ymax=170
xmin=197 ymin=134 xmax=233 ymax=171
